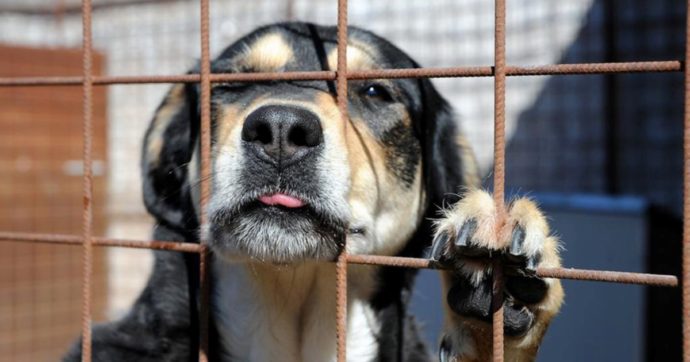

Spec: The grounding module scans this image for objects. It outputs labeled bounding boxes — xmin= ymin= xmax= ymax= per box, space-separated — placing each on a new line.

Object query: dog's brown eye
xmin=361 ymin=84 xmax=392 ymax=102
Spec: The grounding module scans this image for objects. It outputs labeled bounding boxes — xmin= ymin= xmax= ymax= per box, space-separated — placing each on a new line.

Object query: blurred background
xmin=0 ymin=0 xmax=684 ymax=360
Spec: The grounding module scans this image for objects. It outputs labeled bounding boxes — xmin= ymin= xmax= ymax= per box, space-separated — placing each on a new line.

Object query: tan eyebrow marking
xmin=239 ymin=33 xmax=294 ymax=72
xmin=327 ymin=44 xmax=378 ymax=71
xmin=146 ymin=84 xmax=185 ymax=167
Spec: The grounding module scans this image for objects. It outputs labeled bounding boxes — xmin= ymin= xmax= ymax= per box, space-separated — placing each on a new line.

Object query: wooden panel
xmin=0 ymin=44 xmax=109 ymax=362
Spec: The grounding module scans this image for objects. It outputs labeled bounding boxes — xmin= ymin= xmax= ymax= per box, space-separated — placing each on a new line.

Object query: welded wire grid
xmin=0 ymin=0 xmax=687 ymax=361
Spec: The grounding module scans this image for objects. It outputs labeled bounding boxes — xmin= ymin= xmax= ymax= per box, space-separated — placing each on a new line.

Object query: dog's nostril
xmin=242 ymin=110 xmax=274 ymax=145
xmin=289 ymin=127 xmax=307 ymax=147
xmin=256 ymin=123 xmax=273 ymax=144
xmin=290 ymin=122 xmax=322 ymax=148
xmin=288 ymin=113 xmax=322 ymax=149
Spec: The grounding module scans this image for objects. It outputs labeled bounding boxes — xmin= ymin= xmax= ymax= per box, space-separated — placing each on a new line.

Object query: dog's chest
xmin=212 ymin=261 xmax=380 ymax=362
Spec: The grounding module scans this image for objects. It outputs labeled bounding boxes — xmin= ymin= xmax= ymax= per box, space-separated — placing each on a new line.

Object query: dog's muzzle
xmin=208 ymin=104 xmax=346 ymax=263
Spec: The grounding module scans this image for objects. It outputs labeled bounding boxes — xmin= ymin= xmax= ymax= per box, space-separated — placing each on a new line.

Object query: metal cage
xmin=0 ymin=1 xmax=687 ymax=361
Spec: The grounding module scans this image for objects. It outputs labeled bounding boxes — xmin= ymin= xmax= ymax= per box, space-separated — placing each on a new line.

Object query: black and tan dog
xmin=65 ymin=22 xmax=563 ymax=362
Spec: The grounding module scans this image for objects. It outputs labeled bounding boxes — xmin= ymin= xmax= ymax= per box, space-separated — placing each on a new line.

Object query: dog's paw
xmin=430 ymin=189 xmax=563 ymax=360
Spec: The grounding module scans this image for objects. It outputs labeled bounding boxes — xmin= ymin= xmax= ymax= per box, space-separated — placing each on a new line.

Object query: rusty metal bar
xmin=0 ymin=231 xmax=203 ymax=252
xmin=492 ymin=259 xmax=505 ymax=361
xmin=79 ymin=0 xmax=94 ymax=360
xmin=492 ymin=0 xmax=507 ymax=359
xmin=198 ymin=244 xmax=210 ymax=362
xmin=682 ymin=0 xmax=690 ymax=362
xmin=535 ymin=267 xmax=679 ymax=287
xmin=285 ymin=0 xmax=295 ymax=21
xmin=345 ymin=255 xmax=679 ymax=286
xmin=0 ymin=72 xmax=336 ymax=86
xmin=335 ymin=0 xmax=349 ymax=360
xmin=198 ymin=0 xmax=212 ymax=360
xmin=492 ymin=0 xmax=507 ymax=212
xmin=0 ymin=231 xmax=678 ymax=287
xmin=211 ymin=71 xmax=336 ymax=82
xmin=506 ymin=61 xmax=683 ymax=76
xmin=0 ymin=61 xmax=682 ymax=87
xmin=0 ymin=0 xmax=187 ymax=16
xmin=346 ymin=254 xmax=435 ymax=269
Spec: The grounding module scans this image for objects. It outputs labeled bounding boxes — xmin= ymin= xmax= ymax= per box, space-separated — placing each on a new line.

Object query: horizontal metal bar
xmin=0 ymin=0 xmax=185 ymax=16
xmin=213 ymin=71 xmax=335 ymax=82
xmin=536 ymin=267 xmax=679 ymax=287
xmin=0 ymin=72 xmax=335 ymax=87
xmin=347 ymin=67 xmax=492 ymax=79
xmin=347 ymin=254 xmax=434 ymax=268
xmin=0 ymin=61 xmax=681 ymax=87
xmin=507 ymin=61 xmax=683 ymax=76
xmin=0 ymin=231 xmax=202 ymax=253
xmin=0 ymin=231 xmax=678 ymax=286
xmin=346 ymin=254 xmax=679 ymax=287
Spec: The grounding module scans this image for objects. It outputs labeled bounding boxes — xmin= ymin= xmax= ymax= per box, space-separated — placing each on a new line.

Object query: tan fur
xmin=436 ymin=189 xmax=564 ymax=361
xmin=239 ymin=33 xmax=293 ymax=72
xmin=146 ymin=84 xmax=186 ymax=166
xmin=327 ymin=43 xmax=378 ymax=71
xmin=214 ymin=105 xmax=241 ymax=154
xmin=312 ymin=93 xmax=426 ymax=256
xmin=456 ymin=134 xmax=481 ymax=187
xmin=437 ymin=191 xmax=501 ymax=251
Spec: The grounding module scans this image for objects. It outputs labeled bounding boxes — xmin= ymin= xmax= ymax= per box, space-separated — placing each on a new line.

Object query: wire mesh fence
xmin=0 ymin=0 xmax=687 ymax=361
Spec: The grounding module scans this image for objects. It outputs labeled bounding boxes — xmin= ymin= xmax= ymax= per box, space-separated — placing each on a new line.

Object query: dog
xmin=64 ymin=22 xmax=563 ymax=362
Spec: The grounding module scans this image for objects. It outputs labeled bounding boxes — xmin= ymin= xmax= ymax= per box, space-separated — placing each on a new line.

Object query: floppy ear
xmin=141 ymin=82 xmax=200 ymax=237
xmin=368 ymin=77 xmax=468 ymax=311
xmin=417 ymin=78 xmax=465 ymax=210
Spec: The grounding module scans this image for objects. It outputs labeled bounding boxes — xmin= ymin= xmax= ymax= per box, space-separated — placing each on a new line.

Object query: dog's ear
xmin=417 ymin=78 xmax=465 ymax=209
xmin=372 ymin=78 xmax=467 ymax=299
xmin=141 ymin=82 xmax=200 ymax=235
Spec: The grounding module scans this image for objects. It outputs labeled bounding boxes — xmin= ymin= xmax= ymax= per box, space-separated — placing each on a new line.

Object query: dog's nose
xmin=242 ymin=105 xmax=323 ymax=164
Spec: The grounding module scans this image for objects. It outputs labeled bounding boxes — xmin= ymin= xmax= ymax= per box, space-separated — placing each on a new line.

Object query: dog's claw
xmin=439 ymin=337 xmax=452 ymax=362
xmin=431 ymin=232 xmax=449 ymax=261
xmin=455 ymin=219 xmax=476 ymax=248
xmin=509 ymin=224 xmax=525 ymax=256
xmin=455 ymin=219 xmax=490 ymax=257
xmin=525 ymin=253 xmax=541 ymax=272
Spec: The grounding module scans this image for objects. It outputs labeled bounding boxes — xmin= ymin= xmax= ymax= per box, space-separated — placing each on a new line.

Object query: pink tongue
xmin=258 ymin=193 xmax=305 ymax=208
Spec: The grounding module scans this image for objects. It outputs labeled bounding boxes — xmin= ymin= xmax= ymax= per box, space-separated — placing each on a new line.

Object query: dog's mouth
xmin=208 ymin=188 xmax=347 ymax=264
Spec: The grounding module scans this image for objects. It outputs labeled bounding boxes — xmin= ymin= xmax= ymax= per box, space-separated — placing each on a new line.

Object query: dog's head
xmin=142 ymin=22 xmax=471 ymax=263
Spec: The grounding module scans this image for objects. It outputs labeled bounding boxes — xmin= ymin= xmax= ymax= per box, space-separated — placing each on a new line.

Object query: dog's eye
xmin=360 ymin=84 xmax=393 ymax=102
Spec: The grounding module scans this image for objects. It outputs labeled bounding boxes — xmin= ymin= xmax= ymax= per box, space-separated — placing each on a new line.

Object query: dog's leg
xmin=429 ymin=189 xmax=563 ymax=362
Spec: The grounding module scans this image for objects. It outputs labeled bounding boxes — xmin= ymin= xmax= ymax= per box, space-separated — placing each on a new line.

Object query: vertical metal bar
xmin=199 ymin=0 xmax=211 ymax=360
xmin=492 ymin=0 xmax=507 ymax=361
xmin=682 ymin=0 xmax=690 ymax=362
xmin=492 ymin=259 xmax=505 ymax=362
xmin=198 ymin=244 xmax=210 ymax=362
xmin=335 ymin=0 xmax=349 ymax=360
xmin=285 ymin=0 xmax=295 ymax=21
xmin=80 ymin=0 xmax=94 ymax=361
xmin=493 ymin=1 xmax=507 ymax=206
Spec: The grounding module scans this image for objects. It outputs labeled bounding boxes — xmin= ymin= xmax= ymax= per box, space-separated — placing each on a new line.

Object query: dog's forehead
xmin=217 ymin=23 xmax=411 ymax=73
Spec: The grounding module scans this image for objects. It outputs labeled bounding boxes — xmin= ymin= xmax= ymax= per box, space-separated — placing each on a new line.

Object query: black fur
xmin=141 ymin=82 xmax=200 ymax=239
xmin=446 ymin=273 xmax=536 ymax=337
xmin=64 ymin=226 xmax=194 ymax=362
